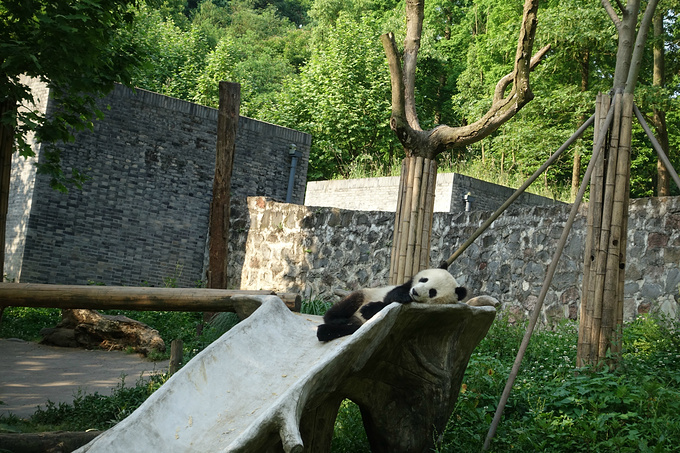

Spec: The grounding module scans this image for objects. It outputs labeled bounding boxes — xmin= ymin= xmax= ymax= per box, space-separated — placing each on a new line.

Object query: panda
xmin=316 ymin=268 xmax=467 ymax=342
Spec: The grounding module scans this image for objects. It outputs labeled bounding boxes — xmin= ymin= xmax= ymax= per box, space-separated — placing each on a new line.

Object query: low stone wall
xmin=236 ymin=196 xmax=680 ymax=323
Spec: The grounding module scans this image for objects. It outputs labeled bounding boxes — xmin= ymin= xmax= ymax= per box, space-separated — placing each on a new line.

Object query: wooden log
xmin=0 ymin=99 xmax=15 ymax=282
xmin=0 ymin=284 xmax=301 ymax=313
xmin=0 ymin=431 xmax=102 ymax=453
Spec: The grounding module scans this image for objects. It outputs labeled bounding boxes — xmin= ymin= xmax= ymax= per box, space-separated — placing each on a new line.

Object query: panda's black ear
xmin=455 ymin=286 xmax=467 ymax=301
xmin=438 ymin=261 xmax=449 ymax=270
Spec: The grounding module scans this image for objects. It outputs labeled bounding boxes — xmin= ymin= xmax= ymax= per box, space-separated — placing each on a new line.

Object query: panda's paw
xmin=360 ymin=302 xmax=388 ymax=320
xmin=316 ymin=324 xmax=337 ymax=342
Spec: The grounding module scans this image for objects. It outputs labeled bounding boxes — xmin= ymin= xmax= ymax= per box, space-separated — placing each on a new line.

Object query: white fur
xmin=409 ymin=268 xmax=465 ymax=304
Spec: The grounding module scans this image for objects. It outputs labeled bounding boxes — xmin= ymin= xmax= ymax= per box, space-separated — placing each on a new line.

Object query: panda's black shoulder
xmin=383 ymin=278 xmax=413 ymax=304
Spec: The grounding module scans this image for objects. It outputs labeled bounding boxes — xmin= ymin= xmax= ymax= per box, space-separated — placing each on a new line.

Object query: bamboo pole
xmin=588 ymin=92 xmax=623 ymax=363
xmin=633 ymin=104 xmax=680 ymax=191
xmin=413 ymin=158 xmax=429 ymax=274
xmin=579 ymin=94 xmax=611 ymax=366
xmin=483 ymin=121 xmax=606 ymax=451
xmin=404 ymin=156 xmax=424 ymax=279
xmin=441 ymin=114 xmax=596 ymax=269
xmin=390 ymin=159 xmax=409 ymax=284
xmin=420 ymin=159 xmax=437 ymax=270
xmin=395 ymin=157 xmax=416 ymax=284
xmin=600 ymin=93 xmax=633 ymax=362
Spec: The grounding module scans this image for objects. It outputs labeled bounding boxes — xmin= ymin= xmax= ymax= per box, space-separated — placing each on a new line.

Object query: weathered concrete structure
xmin=304 ymin=172 xmax=562 ymax=212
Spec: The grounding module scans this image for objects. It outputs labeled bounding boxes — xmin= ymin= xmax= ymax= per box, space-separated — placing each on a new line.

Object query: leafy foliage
xmin=440 ymin=315 xmax=680 ymax=452
xmin=28 ymin=374 xmax=168 ymax=431
xmin=266 ymin=13 xmax=400 ymax=179
xmin=1 ymin=0 xmax=145 ymax=190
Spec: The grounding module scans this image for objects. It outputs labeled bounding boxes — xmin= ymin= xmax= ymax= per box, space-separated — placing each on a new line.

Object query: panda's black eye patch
xmin=419 ymin=278 xmax=429 ymax=283
xmin=429 ymin=288 xmax=437 ymax=298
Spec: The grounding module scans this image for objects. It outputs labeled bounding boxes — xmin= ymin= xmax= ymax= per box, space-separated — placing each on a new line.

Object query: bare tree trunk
xmin=578 ymin=0 xmax=659 ymax=369
xmin=382 ymin=0 xmax=548 ymax=280
xmin=0 ymin=99 xmax=16 ymax=282
xmin=651 ymin=12 xmax=670 ymax=196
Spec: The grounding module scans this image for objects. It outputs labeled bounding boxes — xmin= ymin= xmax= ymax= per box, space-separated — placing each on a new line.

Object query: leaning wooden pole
xmin=208 ymin=82 xmax=240 ymax=290
xmin=389 ymin=156 xmax=437 ymax=285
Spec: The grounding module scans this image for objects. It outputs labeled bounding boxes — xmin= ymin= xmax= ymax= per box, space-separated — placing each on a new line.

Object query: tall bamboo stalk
xmin=577 ymin=91 xmax=632 ymax=368
xmin=390 ymin=156 xmax=437 ymax=284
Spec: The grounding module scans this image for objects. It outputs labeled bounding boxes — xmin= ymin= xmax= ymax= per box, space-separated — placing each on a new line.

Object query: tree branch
xmin=601 ymin=0 xmax=622 ymax=28
xmin=404 ymin=0 xmax=425 ymax=131
xmin=625 ymin=0 xmax=660 ymax=93
xmin=382 ymin=0 xmax=545 ymax=158
xmin=430 ymin=0 xmax=544 ymax=152
xmin=494 ymin=44 xmax=551 ymax=102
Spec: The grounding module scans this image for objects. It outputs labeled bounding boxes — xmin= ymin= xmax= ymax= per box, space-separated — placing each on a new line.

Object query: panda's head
xmin=409 ymin=268 xmax=467 ymax=305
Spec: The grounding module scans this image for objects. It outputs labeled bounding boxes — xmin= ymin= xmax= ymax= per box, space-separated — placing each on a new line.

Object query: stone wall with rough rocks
xmin=235 ymin=196 xmax=680 ymax=323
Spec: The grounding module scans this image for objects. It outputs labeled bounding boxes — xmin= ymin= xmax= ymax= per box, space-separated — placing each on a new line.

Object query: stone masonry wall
xmin=7 ymin=83 xmax=311 ymax=287
xmin=237 ymin=196 xmax=680 ymax=323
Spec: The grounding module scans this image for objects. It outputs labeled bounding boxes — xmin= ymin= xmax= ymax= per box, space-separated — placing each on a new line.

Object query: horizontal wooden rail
xmin=0 ymin=283 xmax=301 ymax=312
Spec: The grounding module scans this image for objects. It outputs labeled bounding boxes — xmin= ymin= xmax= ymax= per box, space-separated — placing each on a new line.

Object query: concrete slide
xmin=75 ymin=295 xmax=496 ymax=452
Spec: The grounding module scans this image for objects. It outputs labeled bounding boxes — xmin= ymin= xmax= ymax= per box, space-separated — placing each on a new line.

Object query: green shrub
xmin=439 ymin=315 xmax=680 ymax=453
xmin=0 ymin=307 xmax=61 ymax=340
xmin=27 ymin=374 xmax=167 ymax=431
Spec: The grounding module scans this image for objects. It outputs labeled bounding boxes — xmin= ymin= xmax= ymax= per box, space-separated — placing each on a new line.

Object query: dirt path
xmin=0 ymin=338 xmax=168 ymax=419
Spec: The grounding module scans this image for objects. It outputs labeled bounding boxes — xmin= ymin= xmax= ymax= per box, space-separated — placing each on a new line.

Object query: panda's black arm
xmin=383 ymin=279 xmax=413 ymax=304
xmin=359 ymin=301 xmax=389 ymax=320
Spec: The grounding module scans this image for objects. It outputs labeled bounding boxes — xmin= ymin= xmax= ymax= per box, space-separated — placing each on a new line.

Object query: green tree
xmin=1 ymin=0 xmax=145 ymax=279
xmin=267 ymin=13 xmax=399 ymax=180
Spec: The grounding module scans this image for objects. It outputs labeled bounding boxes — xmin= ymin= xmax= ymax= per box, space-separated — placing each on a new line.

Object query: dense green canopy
xmin=3 ymin=0 xmax=679 ymax=197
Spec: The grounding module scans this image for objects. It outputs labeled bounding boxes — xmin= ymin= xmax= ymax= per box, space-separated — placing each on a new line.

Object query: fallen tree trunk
xmin=0 ymin=430 xmax=101 ymax=453
xmin=40 ymin=309 xmax=165 ymax=355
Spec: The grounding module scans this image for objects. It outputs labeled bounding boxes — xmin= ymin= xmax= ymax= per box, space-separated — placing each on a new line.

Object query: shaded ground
xmin=0 ymin=338 xmax=168 ymax=419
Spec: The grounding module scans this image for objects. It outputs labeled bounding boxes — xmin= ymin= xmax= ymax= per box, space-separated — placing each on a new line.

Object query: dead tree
xmin=382 ymin=0 xmax=550 ymax=283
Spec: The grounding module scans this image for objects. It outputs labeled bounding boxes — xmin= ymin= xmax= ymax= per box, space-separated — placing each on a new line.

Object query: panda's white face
xmin=409 ymin=269 xmax=467 ymax=305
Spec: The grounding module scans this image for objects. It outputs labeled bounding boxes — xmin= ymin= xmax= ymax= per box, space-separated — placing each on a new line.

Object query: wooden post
xmin=208 ymin=82 xmax=240 ymax=290
xmin=0 ymin=99 xmax=16 ymax=282
xmin=169 ymin=339 xmax=183 ymax=375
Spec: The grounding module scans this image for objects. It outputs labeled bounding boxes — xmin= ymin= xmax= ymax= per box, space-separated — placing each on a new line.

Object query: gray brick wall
xmin=6 ymin=83 xmax=311 ymax=287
